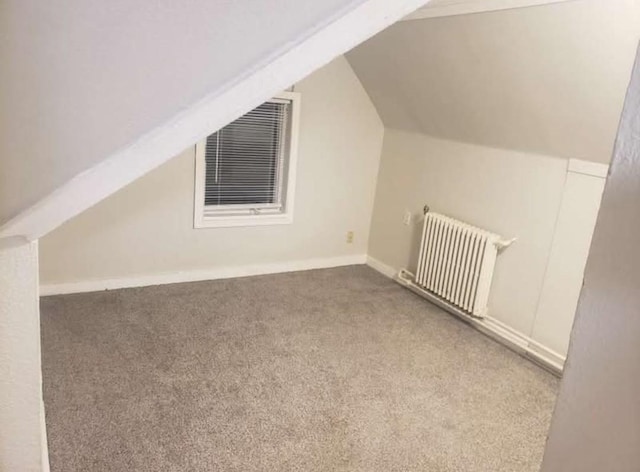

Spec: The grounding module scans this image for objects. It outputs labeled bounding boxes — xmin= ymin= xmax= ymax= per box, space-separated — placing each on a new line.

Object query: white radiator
xmin=415 ymin=212 xmax=512 ymax=318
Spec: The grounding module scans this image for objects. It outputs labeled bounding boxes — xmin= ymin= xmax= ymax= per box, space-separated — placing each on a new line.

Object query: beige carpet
xmin=40 ymin=265 xmax=558 ymax=471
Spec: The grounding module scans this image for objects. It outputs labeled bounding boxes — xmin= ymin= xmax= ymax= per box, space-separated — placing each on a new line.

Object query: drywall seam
xmin=528 ymin=158 xmax=608 ymax=354
xmin=40 ymin=255 xmax=367 ymax=296
xmin=526 ymin=160 xmax=570 ymax=340
xmin=346 ymin=59 xmax=386 ymax=255
xmin=0 ymin=0 xmax=431 ymax=244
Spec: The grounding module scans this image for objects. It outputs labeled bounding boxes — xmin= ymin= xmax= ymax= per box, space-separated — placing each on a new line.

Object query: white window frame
xmin=193 ymin=91 xmax=301 ymax=228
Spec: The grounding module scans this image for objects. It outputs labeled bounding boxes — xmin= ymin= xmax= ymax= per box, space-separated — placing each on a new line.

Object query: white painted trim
xmin=479 ymin=316 xmax=565 ymax=373
xmin=193 ymin=141 xmax=206 ymax=228
xmin=40 ymin=397 xmax=50 ymax=472
xmin=404 ymin=0 xmax=577 ymax=20
xmin=568 ymin=159 xmax=609 ymax=179
xmin=0 ymin=0 xmax=432 ymax=244
xmin=399 ymin=271 xmax=566 ymax=373
xmin=366 ymin=255 xmax=398 ymax=278
xmin=195 ymin=214 xmax=294 ymax=229
xmin=40 ymin=254 xmax=367 ymax=296
xmin=34 ymin=241 xmax=50 ymax=472
xmin=367 ymin=257 xmax=565 ymax=373
xmin=285 ymin=90 xmax=302 ymax=228
xmin=193 ymin=92 xmax=301 ymax=229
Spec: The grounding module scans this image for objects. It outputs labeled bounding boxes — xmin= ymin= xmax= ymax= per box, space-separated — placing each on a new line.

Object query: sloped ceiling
xmin=0 ymin=0 xmax=429 ymax=237
xmin=347 ymin=0 xmax=640 ymax=163
xmin=0 ymin=0 xmax=355 ymax=226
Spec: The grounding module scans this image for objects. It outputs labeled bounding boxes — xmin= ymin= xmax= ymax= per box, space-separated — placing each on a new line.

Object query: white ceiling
xmin=348 ymin=0 xmax=640 ymax=163
xmin=1 ymin=0 xmax=433 ymax=241
xmin=0 ymin=0 xmax=401 ymax=229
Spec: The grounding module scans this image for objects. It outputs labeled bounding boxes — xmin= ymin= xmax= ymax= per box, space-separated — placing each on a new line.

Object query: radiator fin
xmin=415 ymin=213 xmax=502 ymax=318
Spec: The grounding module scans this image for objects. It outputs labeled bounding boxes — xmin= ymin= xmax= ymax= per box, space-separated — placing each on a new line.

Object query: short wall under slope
xmin=39 ymin=57 xmax=383 ymax=292
xmin=368 ymin=130 xmax=606 ymax=364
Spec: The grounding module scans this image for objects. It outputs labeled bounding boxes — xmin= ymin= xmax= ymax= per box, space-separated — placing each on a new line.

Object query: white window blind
xmin=203 ymin=99 xmax=290 ymax=214
xmin=194 ymin=91 xmax=300 ymax=228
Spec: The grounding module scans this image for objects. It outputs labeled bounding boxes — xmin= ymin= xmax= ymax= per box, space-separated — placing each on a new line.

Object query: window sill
xmin=194 ymin=213 xmax=293 ymax=229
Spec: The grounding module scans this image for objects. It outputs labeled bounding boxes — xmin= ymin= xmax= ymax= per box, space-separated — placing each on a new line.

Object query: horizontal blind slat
xmin=203 ymin=100 xmax=289 ymax=208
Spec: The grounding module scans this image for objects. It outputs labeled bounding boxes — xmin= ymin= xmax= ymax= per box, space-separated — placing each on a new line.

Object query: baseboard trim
xmin=366 ymin=256 xmax=565 ymax=374
xmin=42 ymin=254 xmax=566 ymax=371
xmin=365 ymin=255 xmax=397 ymax=278
xmin=40 ymin=254 xmax=367 ymax=296
xmin=478 ymin=317 xmax=565 ymax=374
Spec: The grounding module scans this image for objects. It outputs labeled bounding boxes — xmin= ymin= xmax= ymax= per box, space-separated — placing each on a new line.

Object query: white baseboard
xmin=40 ymin=254 xmax=367 ymax=296
xmin=524 ymin=342 xmax=566 ymax=372
xmin=477 ymin=317 xmax=565 ymax=373
xmin=366 ymin=255 xmax=398 ymax=278
xmin=41 ymin=253 xmax=566 ymax=371
xmin=367 ymin=256 xmax=565 ymax=373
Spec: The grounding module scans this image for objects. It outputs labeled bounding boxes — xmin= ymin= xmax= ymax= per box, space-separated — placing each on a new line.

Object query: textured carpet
xmin=41 ymin=265 xmax=558 ymax=471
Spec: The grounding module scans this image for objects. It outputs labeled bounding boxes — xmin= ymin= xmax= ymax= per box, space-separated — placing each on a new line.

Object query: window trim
xmin=193 ymin=91 xmax=301 ymax=228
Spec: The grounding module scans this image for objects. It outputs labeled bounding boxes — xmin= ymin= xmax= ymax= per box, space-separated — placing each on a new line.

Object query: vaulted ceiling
xmin=0 ymin=0 xmax=429 ymax=242
xmin=3 ymin=1 xmax=637 ymax=243
xmin=347 ymin=0 xmax=640 ymax=163
xmin=0 ymin=0 xmax=359 ymax=227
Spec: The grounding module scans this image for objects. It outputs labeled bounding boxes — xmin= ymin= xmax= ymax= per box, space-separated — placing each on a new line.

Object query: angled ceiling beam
xmin=0 ymin=0 xmax=431 ymax=243
xmin=404 ymin=0 xmax=579 ymax=20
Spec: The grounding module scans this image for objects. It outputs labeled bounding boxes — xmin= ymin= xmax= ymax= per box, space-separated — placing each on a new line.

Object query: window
xmin=194 ymin=92 xmax=300 ymax=228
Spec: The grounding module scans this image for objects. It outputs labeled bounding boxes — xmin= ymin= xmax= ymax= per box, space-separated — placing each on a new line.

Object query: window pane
xmin=204 ymin=101 xmax=287 ymax=207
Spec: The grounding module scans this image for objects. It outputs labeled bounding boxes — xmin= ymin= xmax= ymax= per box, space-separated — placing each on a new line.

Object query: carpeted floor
xmin=40 ymin=265 xmax=558 ymax=472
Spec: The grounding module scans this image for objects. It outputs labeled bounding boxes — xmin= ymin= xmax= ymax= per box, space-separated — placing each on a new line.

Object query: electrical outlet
xmin=403 ymin=210 xmax=412 ymax=226
xmin=346 ymin=231 xmax=354 ymax=244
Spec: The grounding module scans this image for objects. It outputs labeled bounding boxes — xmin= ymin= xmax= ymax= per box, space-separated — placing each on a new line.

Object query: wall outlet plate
xmin=403 ymin=210 xmax=412 ymax=226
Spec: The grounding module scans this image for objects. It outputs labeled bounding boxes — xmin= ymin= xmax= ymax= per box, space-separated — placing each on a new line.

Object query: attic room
xmin=2 ymin=1 xmax=640 ymax=471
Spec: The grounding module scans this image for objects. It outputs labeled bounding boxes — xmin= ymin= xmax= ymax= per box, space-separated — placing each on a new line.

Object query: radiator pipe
xmin=421 ymin=204 xmax=516 ymax=250
xmin=495 ymin=237 xmax=517 ymax=251
xmin=396 ymin=269 xmax=563 ymax=375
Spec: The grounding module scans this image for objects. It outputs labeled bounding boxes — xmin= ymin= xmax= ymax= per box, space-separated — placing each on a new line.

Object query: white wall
xmin=347 ymin=0 xmax=640 ymax=163
xmin=0 ymin=241 xmax=49 ymax=472
xmin=368 ymin=129 xmax=605 ymax=360
xmin=542 ymin=44 xmax=640 ymax=471
xmin=39 ymin=57 xmax=383 ymax=289
xmin=532 ymin=165 xmax=606 ymax=355
xmin=0 ymin=0 xmax=429 ymax=245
